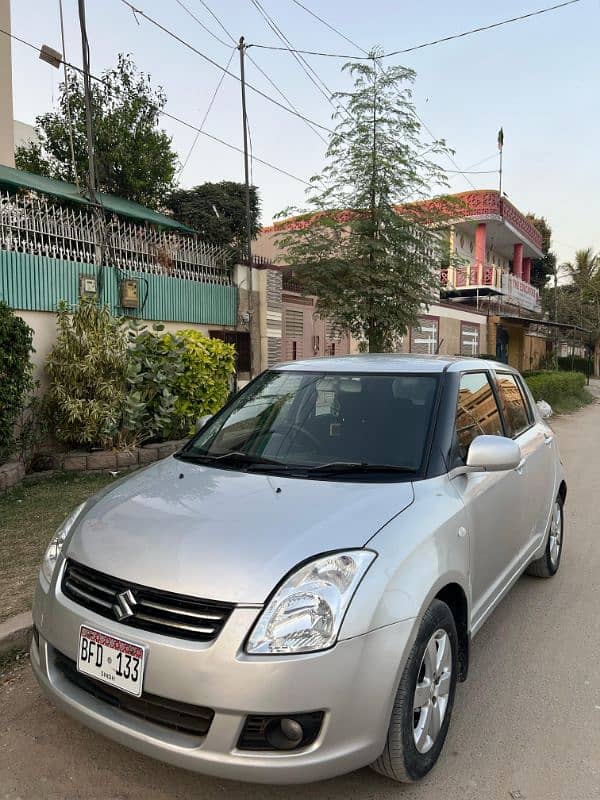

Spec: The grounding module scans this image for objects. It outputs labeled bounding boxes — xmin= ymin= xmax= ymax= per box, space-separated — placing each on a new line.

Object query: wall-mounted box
xmin=79 ymin=274 xmax=97 ymax=298
xmin=120 ymin=278 xmax=140 ymax=308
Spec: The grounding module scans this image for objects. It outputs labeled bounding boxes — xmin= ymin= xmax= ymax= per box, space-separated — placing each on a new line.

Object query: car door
xmin=452 ymin=371 xmax=525 ymax=631
xmin=494 ymin=371 xmax=556 ymax=556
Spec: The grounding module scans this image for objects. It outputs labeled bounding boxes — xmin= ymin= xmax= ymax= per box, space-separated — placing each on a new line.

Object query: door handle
xmin=515 ymin=459 xmax=525 ymax=475
xmin=544 ymin=433 xmax=554 ymax=446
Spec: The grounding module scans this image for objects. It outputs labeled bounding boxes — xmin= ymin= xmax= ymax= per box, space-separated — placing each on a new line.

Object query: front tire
xmin=526 ymin=495 xmax=564 ymax=578
xmin=371 ymin=599 xmax=458 ymax=783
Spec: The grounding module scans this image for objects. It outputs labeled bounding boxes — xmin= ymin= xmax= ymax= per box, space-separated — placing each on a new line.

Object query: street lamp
xmin=39 ymin=44 xmax=62 ymax=69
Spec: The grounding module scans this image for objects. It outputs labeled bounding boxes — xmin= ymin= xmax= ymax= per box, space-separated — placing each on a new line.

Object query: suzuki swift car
xmin=31 ymin=355 xmax=565 ymax=784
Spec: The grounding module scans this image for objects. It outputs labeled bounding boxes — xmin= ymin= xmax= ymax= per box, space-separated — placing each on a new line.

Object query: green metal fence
xmin=0 ymin=251 xmax=237 ymax=326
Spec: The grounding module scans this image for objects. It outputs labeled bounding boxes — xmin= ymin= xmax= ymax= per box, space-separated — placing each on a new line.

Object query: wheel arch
xmin=558 ymin=480 xmax=567 ymax=504
xmin=434 ymin=583 xmax=469 ymax=682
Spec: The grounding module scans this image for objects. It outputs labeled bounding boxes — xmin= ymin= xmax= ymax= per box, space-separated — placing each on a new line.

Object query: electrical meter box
xmin=120 ymin=279 xmax=140 ymax=308
xmin=79 ymin=275 xmax=97 ymax=299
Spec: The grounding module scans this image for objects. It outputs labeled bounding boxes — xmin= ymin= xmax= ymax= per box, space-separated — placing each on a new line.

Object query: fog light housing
xmin=237 ymin=712 xmax=324 ymax=751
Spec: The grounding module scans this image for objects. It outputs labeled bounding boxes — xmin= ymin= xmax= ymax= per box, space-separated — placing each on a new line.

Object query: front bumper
xmin=31 ymin=569 xmax=415 ymax=784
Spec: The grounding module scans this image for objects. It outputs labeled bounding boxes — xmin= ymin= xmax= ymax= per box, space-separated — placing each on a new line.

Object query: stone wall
xmin=0 ymin=439 xmax=188 ymax=496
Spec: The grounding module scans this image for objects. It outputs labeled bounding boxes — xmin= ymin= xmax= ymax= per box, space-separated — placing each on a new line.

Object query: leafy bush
xmin=123 ymin=322 xmax=187 ymax=444
xmin=166 ymin=330 xmax=236 ymax=436
xmin=557 ymin=355 xmax=591 ymax=376
xmin=525 ymin=370 xmax=586 ymax=406
xmin=46 ymin=300 xmax=129 ymax=448
xmin=0 ymin=302 xmax=34 ymax=463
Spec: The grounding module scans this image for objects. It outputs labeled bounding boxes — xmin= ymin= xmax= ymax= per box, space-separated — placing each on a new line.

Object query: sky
xmin=8 ymin=0 xmax=600 ymax=265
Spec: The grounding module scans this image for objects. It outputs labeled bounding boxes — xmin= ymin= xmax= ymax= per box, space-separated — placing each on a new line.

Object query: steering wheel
xmin=286 ymin=424 xmax=321 ymax=451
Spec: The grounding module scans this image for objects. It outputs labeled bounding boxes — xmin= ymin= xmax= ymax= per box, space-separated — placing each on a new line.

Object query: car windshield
xmin=179 ymin=370 xmax=439 ymax=477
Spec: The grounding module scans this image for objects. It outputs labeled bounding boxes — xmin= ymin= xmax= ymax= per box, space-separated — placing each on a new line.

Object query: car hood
xmin=65 ymin=457 xmax=414 ymax=604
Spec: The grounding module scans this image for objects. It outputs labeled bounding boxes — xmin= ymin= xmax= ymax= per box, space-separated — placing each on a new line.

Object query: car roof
xmin=273 ymin=353 xmax=519 ymax=375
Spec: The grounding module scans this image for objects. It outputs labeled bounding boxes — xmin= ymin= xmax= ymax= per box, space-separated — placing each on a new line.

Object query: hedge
xmin=525 ymin=370 xmax=586 ymax=406
xmin=557 ymin=355 xmax=591 ymax=376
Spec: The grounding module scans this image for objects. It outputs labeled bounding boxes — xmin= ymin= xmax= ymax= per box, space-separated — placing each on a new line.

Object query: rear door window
xmin=496 ymin=373 xmax=532 ymax=437
xmin=455 ymin=372 xmax=504 ymax=458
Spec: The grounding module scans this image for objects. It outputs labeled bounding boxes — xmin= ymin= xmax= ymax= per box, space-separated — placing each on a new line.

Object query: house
xmin=0 ymin=164 xmax=257 ymax=384
xmin=253 ymin=189 xmax=550 ymax=372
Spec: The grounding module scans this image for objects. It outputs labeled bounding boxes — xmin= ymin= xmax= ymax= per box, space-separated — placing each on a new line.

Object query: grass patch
xmin=0 ymin=472 xmax=114 ymax=623
xmin=552 ymin=388 xmax=594 ymax=414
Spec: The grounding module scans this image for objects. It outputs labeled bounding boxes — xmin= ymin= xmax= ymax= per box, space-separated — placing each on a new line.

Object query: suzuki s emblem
xmin=112 ymin=589 xmax=137 ymax=621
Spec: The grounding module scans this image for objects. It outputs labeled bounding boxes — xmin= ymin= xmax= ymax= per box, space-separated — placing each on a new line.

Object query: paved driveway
xmin=1 ymin=403 xmax=599 ymax=800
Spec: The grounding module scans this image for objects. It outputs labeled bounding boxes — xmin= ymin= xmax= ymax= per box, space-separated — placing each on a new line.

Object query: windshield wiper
xmin=176 ymin=450 xmax=286 ymax=468
xmin=304 ymin=461 xmax=416 ymax=475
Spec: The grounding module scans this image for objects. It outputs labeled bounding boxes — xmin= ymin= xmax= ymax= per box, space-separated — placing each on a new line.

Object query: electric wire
xmin=177 ymin=0 xmax=327 ymax=144
xmin=119 ymin=0 xmax=335 ymax=134
xmin=248 ymin=0 xmax=353 ymax=123
xmin=249 ymin=0 xmax=584 ymax=59
xmin=0 ymin=25 xmax=312 ymax=186
xmin=177 ymin=46 xmax=236 ymax=179
xmin=287 ymin=1 xmax=477 ymax=189
xmin=58 ymin=0 xmax=79 ymax=188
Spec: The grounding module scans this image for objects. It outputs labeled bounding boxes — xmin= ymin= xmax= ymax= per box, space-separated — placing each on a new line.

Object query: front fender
xmin=340 ymin=475 xmax=470 ymax=640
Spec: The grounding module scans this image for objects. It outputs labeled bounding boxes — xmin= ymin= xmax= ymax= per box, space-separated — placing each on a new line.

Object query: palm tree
xmin=563 ymin=248 xmax=599 ymax=292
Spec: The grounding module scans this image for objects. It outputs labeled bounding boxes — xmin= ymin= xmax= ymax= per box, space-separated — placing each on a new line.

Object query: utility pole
xmin=497 ymin=127 xmax=504 ymax=212
xmin=77 ymin=0 xmax=97 ymax=204
xmin=238 ymin=36 xmax=254 ymax=376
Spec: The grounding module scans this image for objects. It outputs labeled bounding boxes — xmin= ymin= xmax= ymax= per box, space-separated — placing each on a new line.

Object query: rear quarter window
xmin=495 ymin=373 xmax=532 ymax=437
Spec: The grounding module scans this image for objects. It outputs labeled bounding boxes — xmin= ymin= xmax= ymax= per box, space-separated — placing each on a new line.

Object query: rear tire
xmin=370 ymin=599 xmax=458 ymax=783
xmin=526 ymin=495 xmax=564 ymax=578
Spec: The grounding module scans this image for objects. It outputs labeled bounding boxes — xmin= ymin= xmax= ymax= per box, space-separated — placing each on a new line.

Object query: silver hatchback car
xmin=31 ymin=355 xmax=565 ymax=784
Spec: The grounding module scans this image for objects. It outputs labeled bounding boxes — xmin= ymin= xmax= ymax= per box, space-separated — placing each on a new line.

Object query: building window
xmin=460 ymin=323 xmax=480 ymax=356
xmin=410 ymin=317 xmax=439 ymax=355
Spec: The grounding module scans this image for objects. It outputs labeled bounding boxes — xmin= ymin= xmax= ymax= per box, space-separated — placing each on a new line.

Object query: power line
xmin=248 ymin=0 xmax=351 ymax=122
xmin=290 ymin=0 xmax=367 ymax=54
xmin=179 ymin=0 xmax=328 ymax=143
xmin=119 ymin=0 xmax=335 ymax=133
xmin=385 ymin=0 xmax=584 ymax=58
xmin=0 ymin=25 xmax=312 ymax=187
xmin=249 ymin=0 xmax=584 ymax=58
xmin=177 ymin=46 xmax=236 ymax=179
xmin=172 ymin=0 xmax=230 ymax=47
xmin=288 ymin=2 xmax=477 ymax=189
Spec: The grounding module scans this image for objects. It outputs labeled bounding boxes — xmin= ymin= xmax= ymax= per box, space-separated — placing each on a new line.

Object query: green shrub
xmin=0 ymin=302 xmax=34 ymax=463
xmin=525 ymin=370 xmax=586 ymax=406
xmin=46 ymin=300 xmax=129 ymax=448
xmin=166 ymin=330 xmax=236 ymax=436
xmin=123 ymin=322 xmax=187 ymax=444
xmin=557 ymin=355 xmax=591 ymax=376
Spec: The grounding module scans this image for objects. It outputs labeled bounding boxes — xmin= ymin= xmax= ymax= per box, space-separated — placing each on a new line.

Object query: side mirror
xmin=450 ymin=434 xmax=521 ymax=478
xmin=195 ymin=414 xmax=213 ymax=433
xmin=536 ymin=400 xmax=553 ymax=419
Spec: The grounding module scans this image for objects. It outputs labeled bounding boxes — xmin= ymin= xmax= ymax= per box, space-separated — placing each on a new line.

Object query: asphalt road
xmin=1 ymin=402 xmax=600 ymax=800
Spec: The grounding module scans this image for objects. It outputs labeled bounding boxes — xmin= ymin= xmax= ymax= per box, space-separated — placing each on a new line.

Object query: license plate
xmin=77 ymin=625 xmax=146 ymax=697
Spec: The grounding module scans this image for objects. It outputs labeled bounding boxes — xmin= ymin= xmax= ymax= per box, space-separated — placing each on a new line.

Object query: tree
xmin=0 ymin=303 xmax=34 ymax=463
xmin=15 ymin=55 xmax=177 ymax=209
xmin=166 ymin=182 xmax=261 ymax=258
xmin=563 ymin=247 xmax=598 ymax=292
xmin=525 ymin=214 xmax=557 ymax=290
xmin=275 ymin=58 xmax=456 ymax=352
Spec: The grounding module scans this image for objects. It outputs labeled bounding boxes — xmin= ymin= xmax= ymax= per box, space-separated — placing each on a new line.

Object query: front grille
xmin=53 ymin=649 xmax=214 ymax=736
xmin=62 ymin=559 xmax=234 ymax=642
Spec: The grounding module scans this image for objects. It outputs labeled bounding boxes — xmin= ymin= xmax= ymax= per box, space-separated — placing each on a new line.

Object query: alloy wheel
xmin=412 ymin=629 xmax=453 ymax=754
xmin=549 ymin=500 xmax=563 ymax=568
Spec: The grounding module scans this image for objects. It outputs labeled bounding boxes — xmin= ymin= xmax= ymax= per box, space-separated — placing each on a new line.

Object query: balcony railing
xmin=441 ymin=263 xmax=540 ymax=311
xmin=0 ymin=189 xmax=231 ymax=285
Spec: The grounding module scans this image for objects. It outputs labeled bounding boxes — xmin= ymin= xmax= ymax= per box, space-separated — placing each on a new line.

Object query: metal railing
xmin=0 ymin=189 xmax=231 ymax=285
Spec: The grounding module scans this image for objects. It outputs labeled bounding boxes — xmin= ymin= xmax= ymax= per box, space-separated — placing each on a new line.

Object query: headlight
xmin=246 ymin=550 xmax=376 ymax=655
xmin=41 ymin=503 xmax=86 ymax=584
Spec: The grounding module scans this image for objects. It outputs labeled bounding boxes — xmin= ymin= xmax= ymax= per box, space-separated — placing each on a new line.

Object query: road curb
xmin=0 ymin=611 xmax=33 ymax=655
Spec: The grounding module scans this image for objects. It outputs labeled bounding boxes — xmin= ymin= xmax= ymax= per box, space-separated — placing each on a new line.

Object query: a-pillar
xmin=513 ymin=243 xmax=523 ymax=280
xmin=474 ymin=223 xmax=486 ymax=283
xmin=522 ymin=257 xmax=531 ymax=284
